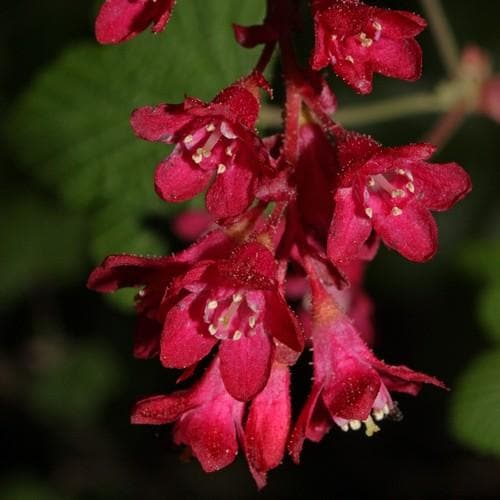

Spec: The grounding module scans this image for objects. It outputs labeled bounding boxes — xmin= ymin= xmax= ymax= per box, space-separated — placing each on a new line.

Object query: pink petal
xmin=155 ymin=150 xmax=213 ymax=203
xmin=321 ymin=359 xmax=381 ymax=421
xmin=244 ymin=364 xmax=291 ymax=473
xmin=370 ymin=38 xmax=422 ymax=81
xmin=95 ymin=0 xmax=175 ymax=45
xmin=372 ymin=200 xmax=438 ymax=262
xmin=288 ymin=384 xmax=331 ymax=464
xmin=87 ymin=254 xmax=173 ymax=292
xmin=373 ymin=9 xmax=427 ymax=38
xmin=131 ymin=393 xmax=195 ymax=425
xmin=212 ymin=85 xmax=260 ymax=129
xmin=206 ymin=164 xmax=255 ymax=219
xmin=160 ymin=295 xmax=217 ymax=368
xmin=219 ymin=332 xmax=273 ymax=401
xmin=327 ymin=187 xmax=373 ymax=265
xmin=262 ymin=291 xmax=304 ymax=353
xmin=412 ymin=162 xmax=472 ymax=211
xmin=130 ymin=104 xmax=192 ymax=143
xmin=173 ymin=395 xmax=244 ymax=473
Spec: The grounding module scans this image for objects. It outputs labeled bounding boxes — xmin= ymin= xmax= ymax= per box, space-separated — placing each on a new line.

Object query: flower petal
xmin=413 ymin=162 xmax=472 ymax=211
xmin=155 ymin=150 xmax=213 ymax=203
xmin=327 ymin=187 xmax=373 ymax=265
xmin=160 ymin=295 xmax=217 ymax=368
xmin=130 ymin=104 xmax=193 ymax=143
xmin=244 ymin=364 xmax=291 ymax=474
xmin=372 ymin=200 xmax=438 ymax=262
xmin=131 ymin=393 xmax=196 ymax=425
xmin=206 ymin=164 xmax=255 ymax=219
xmin=173 ymin=393 xmax=243 ymax=472
xmin=219 ymin=332 xmax=273 ymax=401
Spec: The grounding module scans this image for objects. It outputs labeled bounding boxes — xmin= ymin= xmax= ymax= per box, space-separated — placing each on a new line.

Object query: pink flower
xmin=327 ymin=134 xmax=472 ymax=264
xmin=311 ymin=0 xmax=426 ymax=94
xmin=95 ymin=0 xmax=176 ymax=45
xmin=132 ymin=358 xmax=291 ymax=488
xmin=159 ymin=242 xmax=303 ymax=400
xmin=289 ymin=282 xmax=445 ymax=462
xmin=131 ymin=79 xmax=273 ymax=219
xmin=87 ymin=230 xmax=234 ymax=358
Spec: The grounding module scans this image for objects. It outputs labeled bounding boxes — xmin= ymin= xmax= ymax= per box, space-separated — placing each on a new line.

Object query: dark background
xmin=1 ymin=1 xmax=499 ymax=498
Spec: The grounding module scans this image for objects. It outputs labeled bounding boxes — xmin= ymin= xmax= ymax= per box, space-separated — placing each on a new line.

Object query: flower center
xmin=364 ymin=169 xmax=416 ymax=218
xmin=203 ymin=291 xmax=261 ymax=341
xmin=182 ymin=121 xmax=237 ymax=174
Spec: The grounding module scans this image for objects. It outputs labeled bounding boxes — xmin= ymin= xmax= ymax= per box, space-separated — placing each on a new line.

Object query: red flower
xmin=132 ymin=358 xmax=291 ymax=488
xmin=311 ymin=0 xmax=426 ymax=94
xmin=327 ymin=134 xmax=471 ymax=265
xmin=289 ymin=283 xmax=445 ymax=462
xmin=87 ymin=230 xmax=234 ymax=358
xmin=131 ymin=80 xmax=273 ymax=219
xmin=159 ymin=242 xmax=303 ymax=400
xmin=95 ymin=0 xmax=176 ymax=45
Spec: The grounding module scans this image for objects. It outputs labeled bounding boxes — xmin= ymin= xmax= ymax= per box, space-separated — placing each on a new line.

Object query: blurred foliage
xmin=6 ymin=0 xmax=264 ymax=262
xmin=1 ymin=0 xmax=500 ymax=498
xmin=450 ymin=239 xmax=500 ymax=456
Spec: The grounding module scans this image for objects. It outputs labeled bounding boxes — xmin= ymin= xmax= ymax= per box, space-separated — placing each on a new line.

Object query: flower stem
xmin=420 ymin=0 xmax=461 ymax=78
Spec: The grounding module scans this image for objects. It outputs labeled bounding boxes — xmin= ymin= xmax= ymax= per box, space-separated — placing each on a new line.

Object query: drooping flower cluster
xmin=89 ymin=0 xmax=472 ymax=488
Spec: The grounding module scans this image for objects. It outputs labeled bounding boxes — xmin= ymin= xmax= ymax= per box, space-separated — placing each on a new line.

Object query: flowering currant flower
xmin=289 ymin=280 xmax=445 ymax=461
xmin=311 ymin=0 xmax=426 ymax=94
xmin=327 ymin=134 xmax=472 ymax=265
xmin=132 ymin=357 xmax=291 ymax=488
xmin=131 ymin=78 xmax=274 ymax=219
xmin=95 ymin=0 xmax=176 ymax=44
xmin=159 ymin=242 xmax=303 ymax=401
xmin=87 ymin=230 xmax=234 ymax=358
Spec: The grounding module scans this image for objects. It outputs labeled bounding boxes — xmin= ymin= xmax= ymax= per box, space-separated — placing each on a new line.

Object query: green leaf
xmin=0 ymin=193 xmax=85 ymax=310
xmin=450 ymin=349 xmax=500 ymax=456
xmin=478 ymin=284 xmax=500 ymax=343
xmin=8 ymin=0 xmax=265 ymax=260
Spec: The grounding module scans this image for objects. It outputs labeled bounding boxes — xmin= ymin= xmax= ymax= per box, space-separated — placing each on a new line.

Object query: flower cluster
xmin=90 ymin=0 xmax=471 ymax=488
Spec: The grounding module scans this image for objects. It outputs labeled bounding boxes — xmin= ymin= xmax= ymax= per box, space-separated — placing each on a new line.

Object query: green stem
xmin=260 ymin=90 xmax=449 ymax=129
xmin=420 ymin=0 xmax=461 ymax=77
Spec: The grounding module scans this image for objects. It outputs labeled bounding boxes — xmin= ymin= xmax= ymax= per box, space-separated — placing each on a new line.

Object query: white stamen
xmin=233 ymin=330 xmax=242 ymax=341
xmin=372 ymin=408 xmax=385 ymax=421
xmin=206 ymin=123 xmax=216 ymax=132
xmin=349 ymin=420 xmax=362 ymax=431
xmin=183 ymin=134 xmax=193 ymax=144
xmin=340 ymin=423 xmax=349 ymax=432
xmin=232 ymin=293 xmax=243 ymax=303
xmin=391 ymin=207 xmax=403 ymax=216
xmin=406 ymin=182 xmax=415 ymax=193
xmin=367 ymin=176 xmax=376 ymax=187
xmin=406 ymin=171 xmax=414 ymax=181
xmin=225 ymin=146 xmax=234 ymax=157
xmin=373 ymin=21 xmax=382 ymax=31
xmin=383 ymin=404 xmax=390 ymax=415
xmin=363 ymin=416 xmax=380 ymax=437
xmin=138 ymin=289 xmax=146 ymax=297
xmin=207 ymin=300 xmax=218 ymax=310
xmin=208 ymin=324 xmax=218 ymax=335
xmin=397 ymin=168 xmax=406 ymax=175
xmin=391 ymin=189 xmax=406 ymax=198
xmin=192 ymin=149 xmax=203 ymax=163
xmin=248 ymin=316 xmax=256 ymax=328
xmin=345 ymin=55 xmax=354 ymax=63
xmin=359 ymin=32 xmax=373 ymax=47
xmin=217 ymin=163 xmax=226 ymax=174
xmin=365 ymin=207 xmax=373 ymax=218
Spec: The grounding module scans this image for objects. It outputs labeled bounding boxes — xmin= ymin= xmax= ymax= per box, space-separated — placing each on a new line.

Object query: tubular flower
xmin=289 ymin=281 xmax=445 ymax=462
xmin=95 ymin=0 xmax=176 ymax=44
xmin=131 ymin=79 xmax=274 ymax=219
xmin=327 ymin=134 xmax=472 ymax=265
xmin=159 ymin=242 xmax=303 ymax=401
xmin=132 ymin=358 xmax=291 ymax=488
xmin=311 ymin=0 xmax=426 ymax=94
